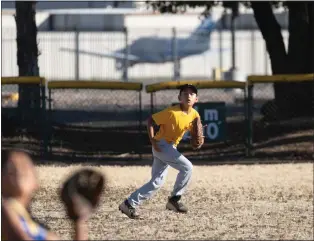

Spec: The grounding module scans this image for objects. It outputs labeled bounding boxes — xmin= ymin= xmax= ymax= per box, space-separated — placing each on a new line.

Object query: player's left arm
xmin=45 ymin=219 xmax=88 ymax=241
xmin=189 ymin=110 xmax=205 ymax=150
xmin=188 ymin=110 xmax=201 ymax=132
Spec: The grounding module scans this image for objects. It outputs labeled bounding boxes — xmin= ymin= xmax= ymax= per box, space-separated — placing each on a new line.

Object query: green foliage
xmin=146 ymin=1 xmax=287 ymax=15
xmin=146 ymin=1 xmax=218 ymax=16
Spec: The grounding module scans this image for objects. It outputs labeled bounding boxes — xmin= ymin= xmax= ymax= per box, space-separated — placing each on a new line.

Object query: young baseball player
xmin=1 ymin=148 xmax=91 ymax=240
xmin=119 ymin=84 xmax=202 ymax=219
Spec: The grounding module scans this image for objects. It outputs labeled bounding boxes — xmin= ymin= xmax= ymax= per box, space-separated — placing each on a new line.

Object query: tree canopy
xmin=146 ymin=1 xmax=314 ymax=119
xmin=146 ymin=1 xmax=288 ymax=17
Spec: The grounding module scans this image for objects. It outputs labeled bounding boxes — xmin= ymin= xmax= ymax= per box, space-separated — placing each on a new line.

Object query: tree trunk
xmin=251 ymin=2 xmax=287 ymax=73
xmin=309 ymin=2 xmax=314 ymax=115
xmin=251 ymin=2 xmax=287 ymax=120
xmin=252 ymin=2 xmax=314 ymax=120
xmin=15 ymin=1 xmax=41 ymax=127
xmin=281 ymin=2 xmax=314 ymax=118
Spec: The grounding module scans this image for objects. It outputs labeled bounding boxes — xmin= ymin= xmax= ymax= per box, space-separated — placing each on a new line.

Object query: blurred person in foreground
xmin=1 ymin=148 xmax=90 ymax=240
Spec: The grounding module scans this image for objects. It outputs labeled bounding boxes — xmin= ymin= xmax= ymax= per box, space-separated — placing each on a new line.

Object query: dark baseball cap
xmin=178 ymin=84 xmax=198 ymax=95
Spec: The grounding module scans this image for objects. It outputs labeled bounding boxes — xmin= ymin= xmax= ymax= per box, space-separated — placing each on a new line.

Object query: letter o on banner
xmin=206 ymin=123 xmax=219 ymax=140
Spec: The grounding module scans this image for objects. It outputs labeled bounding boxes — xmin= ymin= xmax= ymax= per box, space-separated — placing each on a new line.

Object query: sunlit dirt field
xmin=31 ymin=163 xmax=313 ymax=240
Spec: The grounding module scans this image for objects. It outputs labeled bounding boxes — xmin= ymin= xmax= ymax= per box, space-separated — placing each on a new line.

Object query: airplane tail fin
xmin=190 ymin=7 xmax=224 ymax=37
xmin=190 ymin=17 xmax=215 ymax=37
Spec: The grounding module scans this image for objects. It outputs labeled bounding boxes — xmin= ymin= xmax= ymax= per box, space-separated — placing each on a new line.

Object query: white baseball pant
xmin=127 ymin=138 xmax=193 ymax=208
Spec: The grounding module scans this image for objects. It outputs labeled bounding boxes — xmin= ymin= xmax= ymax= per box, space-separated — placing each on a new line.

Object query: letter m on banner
xmin=196 ymin=102 xmax=226 ymax=142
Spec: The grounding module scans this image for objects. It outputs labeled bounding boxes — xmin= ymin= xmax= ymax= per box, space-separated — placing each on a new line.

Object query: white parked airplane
xmin=60 ymin=10 xmax=226 ymax=79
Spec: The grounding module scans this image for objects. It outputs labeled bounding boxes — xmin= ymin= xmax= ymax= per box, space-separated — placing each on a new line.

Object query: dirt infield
xmin=30 ymin=163 xmax=313 ymax=240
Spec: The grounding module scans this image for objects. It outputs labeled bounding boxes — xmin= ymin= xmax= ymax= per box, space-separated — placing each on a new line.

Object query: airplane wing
xmin=59 ymin=47 xmax=139 ymax=61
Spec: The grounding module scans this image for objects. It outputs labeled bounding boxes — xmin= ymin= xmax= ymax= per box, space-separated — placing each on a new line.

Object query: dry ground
xmin=31 ymin=163 xmax=313 ymax=240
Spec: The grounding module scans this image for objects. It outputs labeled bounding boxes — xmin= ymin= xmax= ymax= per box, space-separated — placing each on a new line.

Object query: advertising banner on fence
xmin=173 ymin=102 xmax=226 ymax=142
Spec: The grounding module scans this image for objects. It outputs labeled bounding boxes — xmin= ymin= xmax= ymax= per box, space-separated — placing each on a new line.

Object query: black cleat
xmin=166 ymin=195 xmax=188 ymax=213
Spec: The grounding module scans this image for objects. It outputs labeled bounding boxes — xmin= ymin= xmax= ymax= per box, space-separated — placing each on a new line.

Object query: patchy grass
xmin=31 ymin=163 xmax=313 ymax=240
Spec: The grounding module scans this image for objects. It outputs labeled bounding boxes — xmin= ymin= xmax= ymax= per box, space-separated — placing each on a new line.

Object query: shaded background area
xmin=2 ymin=83 xmax=313 ymax=164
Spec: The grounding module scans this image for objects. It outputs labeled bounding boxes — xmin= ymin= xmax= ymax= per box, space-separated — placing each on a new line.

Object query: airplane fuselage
xmin=114 ymin=34 xmax=211 ymax=68
xmin=60 ymin=16 xmax=217 ymax=72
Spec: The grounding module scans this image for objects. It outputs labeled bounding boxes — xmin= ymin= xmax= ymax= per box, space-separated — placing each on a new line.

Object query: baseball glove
xmin=190 ymin=117 xmax=205 ymax=150
xmin=61 ymin=168 xmax=105 ymax=221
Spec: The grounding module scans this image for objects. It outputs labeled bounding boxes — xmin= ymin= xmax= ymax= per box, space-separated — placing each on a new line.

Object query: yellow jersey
xmin=152 ymin=104 xmax=200 ymax=146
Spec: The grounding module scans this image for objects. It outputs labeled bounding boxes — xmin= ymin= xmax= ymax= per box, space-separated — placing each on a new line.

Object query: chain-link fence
xmin=247 ymin=75 xmax=314 ymax=160
xmin=2 ymin=82 xmax=20 ymax=139
xmin=46 ymin=81 xmax=143 ymax=160
xmin=2 ymin=75 xmax=312 ymax=162
xmin=146 ymin=81 xmax=247 ymax=161
xmin=1 ymin=77 xmax=47 ymax=155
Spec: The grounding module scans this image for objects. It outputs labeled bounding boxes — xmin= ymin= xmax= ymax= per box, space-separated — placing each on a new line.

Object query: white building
xmin=1 ymin=5 xmax=288 ymax=81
